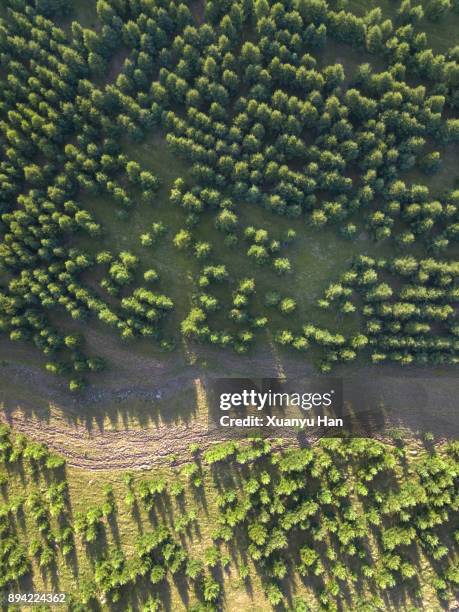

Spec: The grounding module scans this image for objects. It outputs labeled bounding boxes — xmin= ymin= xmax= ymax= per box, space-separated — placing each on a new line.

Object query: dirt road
xmin=0 ymin=331 xmax=457 ymax=471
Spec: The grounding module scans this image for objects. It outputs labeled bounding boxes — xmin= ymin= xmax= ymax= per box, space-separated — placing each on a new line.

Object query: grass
xmin=1 ymin=434 xmax=455 ymax=611
xmin=61 ymin=0 xmax=98 ymax=32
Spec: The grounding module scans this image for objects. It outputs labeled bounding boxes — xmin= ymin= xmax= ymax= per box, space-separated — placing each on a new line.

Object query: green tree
xmin=425 ymin=0 xmax=451 ymax=20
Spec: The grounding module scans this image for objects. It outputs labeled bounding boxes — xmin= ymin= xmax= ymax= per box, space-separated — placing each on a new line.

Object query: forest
xmin=0 ymin=0 xmax=457 ymax=388
xmin=0 ymin=0 xmax=458 ymax=609
xmin=1 ymin=425 xmax=459 ymax=610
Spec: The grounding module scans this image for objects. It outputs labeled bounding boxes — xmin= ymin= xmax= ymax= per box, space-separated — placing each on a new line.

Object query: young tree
xmin=425 ymin=0 xmax=451 ymax=20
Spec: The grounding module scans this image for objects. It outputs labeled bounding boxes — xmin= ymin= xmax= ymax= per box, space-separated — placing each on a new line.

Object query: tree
xmin=69 ymin=378 xmax=85 ymax=392
xmin=173 ymin=229 xmax=192 ymax=250
xmin=311 ymin=210 xmax=327 ymax=227
xmin=266 ymin=582 xmax=283 ymax=606
xmin=216 ymin=209 xmax=238 ymax=232
xmin=296 ymin=0 xmax=328 ymax=24
xmin=444 ymin=119 xmax=459 ymax=142
xmin=247 ymin=245 xmax=269 ymax=265
xmin=425 ymin=0 xmax=451 ymax=20
xmin=194 ymin=242 xmax=212 ymax=259
xmin=279 ymin=298 xmax=297 ymax=314
xmin=144 ymin=269 xmax=159 ymax=283
xmin=397 ymin=0 xmax=424 ymax=24
xmin=366 ymin=25 xmax=383 ymax=54
xmin=186 ymin=558 xmax=203 ymax=580
xmin=150 ymin=565 xmax=166 ymax=584
xmin=202 ymin=575 xmax=220 ymax=602
xmin=419 ymin=151 xmax=441 ymax=174
xmin=140 ymin=233 xmax=153 ymax=247
xmin=248 ymin=522 xmax=267 ymax=546
xmin=273 ymin=258 xmax=292 ymax=275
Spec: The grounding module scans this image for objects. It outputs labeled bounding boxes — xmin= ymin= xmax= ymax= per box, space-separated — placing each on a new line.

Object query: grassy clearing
xmin=74 ymin=123 xmax=457 ymax=374
xmin=66 ymin=0 xmax=98 ymax=29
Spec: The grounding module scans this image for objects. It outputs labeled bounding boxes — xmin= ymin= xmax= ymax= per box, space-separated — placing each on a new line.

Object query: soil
xmin=0 ymin=330 xmax=457 ymax=471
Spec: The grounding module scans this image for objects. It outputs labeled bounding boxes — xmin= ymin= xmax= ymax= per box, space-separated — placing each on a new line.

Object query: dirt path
xmin=0 ymin=333 xmax=457 ymax=472
xmin=0 ymin=407 xmax=230 ymax=471
xmin=0 ymin=334 xmax=304 ymax=470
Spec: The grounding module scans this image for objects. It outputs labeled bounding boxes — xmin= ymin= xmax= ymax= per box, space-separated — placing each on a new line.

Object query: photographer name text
xmin=219 ymin=415 xmax=343 ymax=428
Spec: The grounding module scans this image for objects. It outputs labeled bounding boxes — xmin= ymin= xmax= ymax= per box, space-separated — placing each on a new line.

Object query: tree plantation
xmin=0 ymin=0 xmax=457 ymax=387
xmin=1 ymin=425 xmax=459 ymax=610
xmin=0 ymin=0 xmax=458 ymax=609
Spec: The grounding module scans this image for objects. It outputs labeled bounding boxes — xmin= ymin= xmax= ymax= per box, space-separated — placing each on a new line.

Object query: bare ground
xmin=0 ymin=406 xmax=230 ymax=471
xmin=0 ymin=329 xmax=457 ymax=471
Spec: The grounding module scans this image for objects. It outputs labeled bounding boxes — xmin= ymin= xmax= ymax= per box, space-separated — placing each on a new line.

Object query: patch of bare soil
xmin=0 ymin=331 xmax=457 ymax=471
xmin=0 ymin=406 xmax=225 ymax=471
